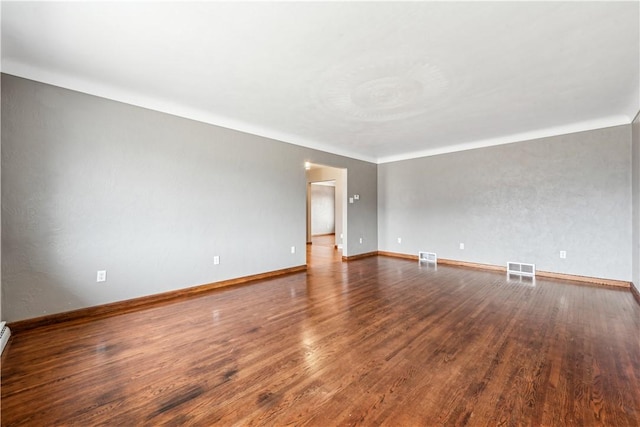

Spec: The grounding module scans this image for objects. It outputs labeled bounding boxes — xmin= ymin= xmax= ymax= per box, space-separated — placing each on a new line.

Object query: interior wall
xmin=0 ymin=5 xmax=3 ymax=322
xmin=1 ymin=74 xmax=377 ymax=322
xmin=632 ymin=111 xmax=640 ymax=294
xmin=310 ymin=184 xmax=335 ymax=236
xmin=378 ymin=125 xmax=632 ymax=281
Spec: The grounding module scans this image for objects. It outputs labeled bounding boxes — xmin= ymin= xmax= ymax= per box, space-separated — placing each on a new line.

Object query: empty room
xmin=1 ymin=2 xmax=639 ymax=426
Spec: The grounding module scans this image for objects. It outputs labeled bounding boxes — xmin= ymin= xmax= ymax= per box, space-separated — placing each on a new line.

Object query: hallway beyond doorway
xmin=307 ymin=234 xmax=341 ymax=267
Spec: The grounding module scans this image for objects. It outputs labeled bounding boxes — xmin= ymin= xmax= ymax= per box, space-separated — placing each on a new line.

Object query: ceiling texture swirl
xmin=2 ymin=1 xmax=639 ymax=163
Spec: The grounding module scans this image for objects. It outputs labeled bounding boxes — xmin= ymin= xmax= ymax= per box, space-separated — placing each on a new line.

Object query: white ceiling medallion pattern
xmin=316 ymin=56 xmax=449 ymax=122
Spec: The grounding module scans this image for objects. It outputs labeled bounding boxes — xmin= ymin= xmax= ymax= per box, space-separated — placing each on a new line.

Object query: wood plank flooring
xmin=2 ymin=236 xmax=639 ymax=426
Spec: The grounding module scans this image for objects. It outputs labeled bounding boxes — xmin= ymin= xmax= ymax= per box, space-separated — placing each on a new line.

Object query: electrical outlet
xmin=96 ymin=270 xmax=107 ymax=282
xmin=359 ymin=237 xmax=363 ymax=244
xmin=349 ymin=197 xmax=354 ymax=204
xmin=213 ymin=256 xmax=220 ymax=265
xmin=459 ymin=243 xmax=465 ymax=250
xmin=291 ymin=246 xmax=296 ymax=254
xmin=397 ymin=237 xmax=402 ymax=244
xmin=560 ymin=250 xmax=566 ymax=259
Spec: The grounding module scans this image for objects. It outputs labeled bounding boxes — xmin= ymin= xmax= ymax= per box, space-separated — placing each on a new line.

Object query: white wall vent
xmin=507 ymin=262 xmax=535 ymax=277
xmin=418 ymin=251 xmax=437 ymax=264
xmin=0 ymin=321 xmax=11 ymax=355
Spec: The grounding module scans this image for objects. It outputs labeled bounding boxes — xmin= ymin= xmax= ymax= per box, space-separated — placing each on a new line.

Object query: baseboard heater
xmin=0 ymin=321 xmax=11 ymax=355
xmin=507 ymin=261 xmax=536 ymax=277
xmin=418 ymin=251 xmax=437 ymax=264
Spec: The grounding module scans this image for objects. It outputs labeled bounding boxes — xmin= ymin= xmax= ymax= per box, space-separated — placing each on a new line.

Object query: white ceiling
xmin=2 ymin=2 xmax=639 ymax=163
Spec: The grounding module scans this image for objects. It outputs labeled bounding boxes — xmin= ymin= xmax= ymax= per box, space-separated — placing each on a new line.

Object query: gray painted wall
xmin=632 ymin=112 xmax=640 ymax=294
xmin=1 ymin=74 xmax=377 ymax=322
xmin=378 ymin=125 xmax=632 ymax=281
xmin=311 ymin=184 xmax=335 ymax=235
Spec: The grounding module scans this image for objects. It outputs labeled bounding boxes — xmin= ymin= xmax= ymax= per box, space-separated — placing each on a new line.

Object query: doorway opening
xmin=305 ymin=163 xmax=347 ymax=266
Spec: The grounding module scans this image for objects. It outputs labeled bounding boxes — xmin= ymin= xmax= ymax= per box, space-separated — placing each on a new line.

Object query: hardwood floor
xmin=2 ymin=239 xmax=639 ymax=426
xmin=307 ymin=234 xmax=342 ymax=267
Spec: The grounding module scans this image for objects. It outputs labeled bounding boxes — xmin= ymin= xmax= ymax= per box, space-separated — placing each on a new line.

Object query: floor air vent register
xmin=1 ymin=321 xmax=11 ymax=355
xmin=507 ymin=262 xmax=536 ymax=277
xmin=418 ymin=251 xmax=437 ymax=264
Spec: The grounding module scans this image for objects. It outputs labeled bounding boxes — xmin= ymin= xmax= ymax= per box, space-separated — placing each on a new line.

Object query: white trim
xmin=377 ymin=115 xmax=631 ymax=164
xmin=4 ymin=60 xmax=632 ymax=166
xmin=2 ymin=61 xmax=378 ymax=164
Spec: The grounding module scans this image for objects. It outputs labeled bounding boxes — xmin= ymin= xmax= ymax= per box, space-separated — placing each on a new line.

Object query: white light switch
xmin=349 ymin=197 xmax=354 ymax=204
xmin=459 ymin=243 xmax=464 ymax=250
xmin=560 ymin=250 xmax=566 ymax=259
xmin=291 ymin=246 xmax=296 ymax=254
xmin=397 ymin=237 xmax=402 ymax=244
xmin=214 ymin=256 xmax=220 ymax=265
